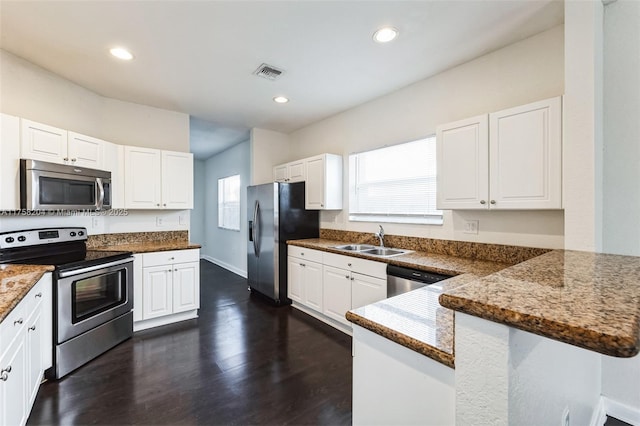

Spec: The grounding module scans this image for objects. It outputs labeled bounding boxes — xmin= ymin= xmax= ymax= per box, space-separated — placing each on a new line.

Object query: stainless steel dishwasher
xmin=386 ymin=264 xmax=451 ymax=297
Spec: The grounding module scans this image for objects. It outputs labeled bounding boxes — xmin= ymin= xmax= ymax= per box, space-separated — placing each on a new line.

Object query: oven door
xmin=57 ymin=257 xmax=133 ymax=343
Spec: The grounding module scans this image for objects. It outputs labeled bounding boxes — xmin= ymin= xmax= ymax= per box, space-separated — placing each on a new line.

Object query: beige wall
xmin=0 ymin=49 xmax=189 ymax=151
xmin=288 ymin=25 xmax=566 ymax=249
xmin=250 ymin=127 xmax=291 ymax=185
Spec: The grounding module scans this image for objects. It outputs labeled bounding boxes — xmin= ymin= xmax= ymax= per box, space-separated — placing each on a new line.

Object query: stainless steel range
xmin=0 ymin=227 xmax=134 ymax=379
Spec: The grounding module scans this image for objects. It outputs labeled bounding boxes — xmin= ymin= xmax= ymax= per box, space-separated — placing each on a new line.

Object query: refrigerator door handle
xmin=253 ymin=200 xmax=260 ymax=256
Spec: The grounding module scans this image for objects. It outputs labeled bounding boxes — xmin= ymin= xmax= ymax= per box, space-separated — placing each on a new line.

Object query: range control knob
xmin=5 ymin=237 xmax=14 ymax=243
xmin=70 ymin=232 xmax=76 ymax=237
xmin=78 ymin=231 xmax=84 ymax=236
xmin=17 ymin=236 xmax=26 ymax=242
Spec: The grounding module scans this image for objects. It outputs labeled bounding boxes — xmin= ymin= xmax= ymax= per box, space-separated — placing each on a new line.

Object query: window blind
xmin=218 ymin=174 xmax=241 ymax=231
xmin=348 ymin=136 xmax=442 ymax=224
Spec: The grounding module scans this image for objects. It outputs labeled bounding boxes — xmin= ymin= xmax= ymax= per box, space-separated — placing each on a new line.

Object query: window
xmin=349 ymin=136 xmax=442 ymax=224
xmin=218 ymin=174 xmax=241 ymax=231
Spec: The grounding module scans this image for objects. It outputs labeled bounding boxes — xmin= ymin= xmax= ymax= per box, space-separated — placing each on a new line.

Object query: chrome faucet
xmin=374 ymin=225 xmax=385 ymax=247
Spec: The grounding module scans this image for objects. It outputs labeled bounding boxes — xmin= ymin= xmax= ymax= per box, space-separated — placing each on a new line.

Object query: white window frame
xmin=348 ymin=136 xmax=442 ymax=225
xmin=218 ymin=174 xmax=241 ymax=231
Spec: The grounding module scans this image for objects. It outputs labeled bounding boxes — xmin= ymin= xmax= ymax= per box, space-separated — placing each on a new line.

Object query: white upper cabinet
xmin=436 ymin=96 xmax=562 ymax=210
xmin=436 ymin=114 xmax=489 ymax=210
xmin=274 ymin=160 xmax=305 ymax=182
xmin=124 ymin=146 xmax=162 ymax=209
xmin=66 ymin=132 xmax=104 ymax=169
xmin=161 ymin=150 xmax=194 ymax=209
xmin=20 ymin=119 xmax=68 ymax=164
xmin=489 ymin=97 xmax=562 ymax=209
xmin=305 ymin=153 xmax=343 ymax=210
xmin=0 ymin=113 xmax=21 ymax=210
xmin=21 ymin=119 xmax=105 ymax=169
xmin=124 ymin=146 xmax=193 ymax=210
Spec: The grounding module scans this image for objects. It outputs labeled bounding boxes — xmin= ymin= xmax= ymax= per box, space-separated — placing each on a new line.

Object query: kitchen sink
xmin=359 ymin=248 xmax=410 ymax=257
xmin=332 ymin=244 xmax=376 ymax=251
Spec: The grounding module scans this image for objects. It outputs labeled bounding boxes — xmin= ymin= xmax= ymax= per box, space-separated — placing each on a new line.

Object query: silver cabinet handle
xmin=0 ymin=372 xmax=7 ymax=381
xmin=29 ymin=325 xmax=36 ymax=331
xmin=167 ymin=269 xmax=172 ymax=272
xmin=351 ymin=277 xmax=354 ymax=281
xmin=490 ymin=200 xmax=496 ymax=205
xmin=63 ymin=157 xmax=69 ymax=161
xmin=347 ymin=263 xmax=352 ymax=267
xmin=71 ymin=158 xmax=77 ymax=162
xmin=163 ymin=203 xmax=167 ymax=207
xmin=345 ymin=275 xmax=349 ymax=279
xmin=4 ymin=365 xmax=12 ymax=373
xmin=14 ymin=318 xmax=23 ymax=326
xmin=156 ymin=203 xmax=160 ymax=207
xmin=301 ymin=263 xmax=306 ymax=267
xmin=174 ymin=269 xmax=177 ymax=272
xmin=480 ymin=200 xmax=486 ymax=205
xmin=35 ymin=292 xmax=42 ymax=298
xmin=169 ymin=257 xmax=175 ymax=260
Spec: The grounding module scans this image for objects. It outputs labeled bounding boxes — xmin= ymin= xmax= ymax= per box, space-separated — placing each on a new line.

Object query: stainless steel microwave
xmin=20 ymin=159 xmax=112 ymax=211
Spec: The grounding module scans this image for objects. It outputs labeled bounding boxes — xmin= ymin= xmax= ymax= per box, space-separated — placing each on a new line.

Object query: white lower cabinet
xmin=134 ymin=249 xmax=200 ymax=332
xmin=0 ymin=273 xmax=52 ymax=426
xmin=322 ymin=266 xmax=352 ymax=326
xmin=288 ymin=246 xmax=387 ymax=333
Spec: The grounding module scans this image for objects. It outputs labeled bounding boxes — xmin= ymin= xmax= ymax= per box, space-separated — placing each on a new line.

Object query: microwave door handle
xmin=96 ymin=178 xmax=105 ymax=210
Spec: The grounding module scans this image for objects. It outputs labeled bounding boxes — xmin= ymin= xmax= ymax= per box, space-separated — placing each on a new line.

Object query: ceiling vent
xmin=253 ymin=63 xmax=284 ymax=81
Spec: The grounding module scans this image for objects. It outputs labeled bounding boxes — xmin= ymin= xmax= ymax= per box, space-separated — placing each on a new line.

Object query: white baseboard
xmin=200 ymin=255 xmax=247 ymax=278
xmin=604 ymin=396 xmax=640 ymax=426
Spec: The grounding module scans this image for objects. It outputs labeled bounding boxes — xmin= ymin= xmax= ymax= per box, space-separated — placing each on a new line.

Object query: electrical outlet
xmin=179 ymin=214 xmax=186 ymax=225
xmin=463 ymin=220 xmax=479 ymax=234
xmin=156 ymin=216 xmax=163 ymax=227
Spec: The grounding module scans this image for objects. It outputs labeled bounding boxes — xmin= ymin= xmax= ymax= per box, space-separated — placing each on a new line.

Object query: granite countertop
xmin=91 ymin=241 xmax=201 ymax=254
xmin=0 ymin=264 xmax=54 ymax=323
xmin=440 ymin=250 xmax=640 ymax=358
xmin=287 ymin=238 xmax=511 ymax=367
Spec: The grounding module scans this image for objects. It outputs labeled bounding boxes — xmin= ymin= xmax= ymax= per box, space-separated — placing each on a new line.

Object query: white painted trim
xmin=201 ymin=255 xmax=247 ymax=278
xmin=603 ymin=396 xmax=640 ymax=426
xmin=133 ymin=310 xmax=198 ymax=332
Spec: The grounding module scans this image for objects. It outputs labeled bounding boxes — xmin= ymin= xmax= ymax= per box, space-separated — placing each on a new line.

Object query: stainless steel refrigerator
xmin=247 ymin=182 xmax=319 ymax=304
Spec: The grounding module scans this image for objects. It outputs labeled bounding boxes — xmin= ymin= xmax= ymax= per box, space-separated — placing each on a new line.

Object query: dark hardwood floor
xmin=28 ymin=261 xmax=353 ymax=425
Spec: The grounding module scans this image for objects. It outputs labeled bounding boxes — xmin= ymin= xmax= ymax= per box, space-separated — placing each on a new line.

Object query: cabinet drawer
xmin=0 ymin=301 xmax=26 ymax=359
xmin=143 ymin=249 xmax=199 ymax=267
xmin=288 ymin=246 xmax=323 ymax=263
xmin=24 ymin=278 xmax=46 ymax=314
xmin=322 ymin=252 xmax=386 ymax=279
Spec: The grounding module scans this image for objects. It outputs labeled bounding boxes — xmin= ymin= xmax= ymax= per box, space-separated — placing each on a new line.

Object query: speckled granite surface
xmin=0 ymin=265 xmax=54 ymax=323
xmin=347 ymin=273 xmax=481 ymax=368
xmin=288 ymin=238 xmax=511 ymax=367
xmin=440 ymin=250 xmax=640 ymax=358
xmin=88 ymin=231 xmax=200 ymax=253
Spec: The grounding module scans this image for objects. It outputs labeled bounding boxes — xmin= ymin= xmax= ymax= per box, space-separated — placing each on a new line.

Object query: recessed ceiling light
xmin=110 ymin=47 xmax=134 ymax=60
xmin=273 ymin=96 xmax=289 ymax=104
xmin=373 ymin=26 xmax=398 ymax=43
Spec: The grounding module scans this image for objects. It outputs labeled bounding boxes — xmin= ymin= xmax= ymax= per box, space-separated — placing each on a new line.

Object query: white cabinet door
xmin=351 ymin=272 xmax=387 ymax=310
xmin=39 ymin=274 xmax=53 ymax=370
xmin=162 ymin=150 xmax=194 ymax=209
xmin=305 ymin=154 xmax=343 ymax=210
xmin=305 ymin=156 xmax=325 ymax=209
xmin=436 ymin=115 xmax=489 ymax=210
xmin=67 ymin=132 xmax=104 ymax=169
xmin=172 ymin=261 xmax=200 ymax=313
xmin=287 ymin=160 xmax=306 ymax=182
xmin=302 ymin=260 xmax=323 ymax=312
xmin=21 ymin=119 xmax=68 ymax=164
xmin=287 ymin=257 xmax=305 ymax=303
xmin=274 ymin=164 xmax=288 ymax=182
xmin=0 ymin=113 xmax=21 ymax=210
xmin=322 ymin=265 xmax=351 ymax=326
xmin=489 ymin=96 xmax=562 ymax=209
xmin=142 ymin=265 xmax=173 ymax=319
xmin=124 ymin=146 xmax=162 ymax=209
xmin=0 ymin=334 xmax=27 ymax=426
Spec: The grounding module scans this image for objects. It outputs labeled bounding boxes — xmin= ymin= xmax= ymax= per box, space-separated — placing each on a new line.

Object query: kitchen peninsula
xmin=288 ymin=232 xmax=640 ymax=425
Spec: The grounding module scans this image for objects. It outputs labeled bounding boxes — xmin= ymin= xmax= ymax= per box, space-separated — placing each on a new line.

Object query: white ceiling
xmin=0 ymin=0 xmax=564 ymax=159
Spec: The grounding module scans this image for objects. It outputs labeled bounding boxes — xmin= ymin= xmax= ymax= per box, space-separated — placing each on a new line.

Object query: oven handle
xmin=58 ymin=257 xmax=133 ymax=278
